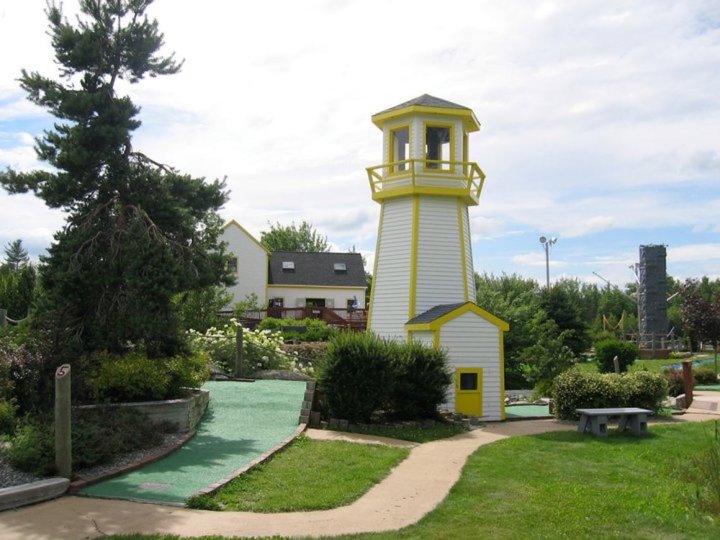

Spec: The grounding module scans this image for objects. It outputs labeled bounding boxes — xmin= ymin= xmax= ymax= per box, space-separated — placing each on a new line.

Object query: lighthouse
xmin=366 ymin=95 xmax=508 ymax=420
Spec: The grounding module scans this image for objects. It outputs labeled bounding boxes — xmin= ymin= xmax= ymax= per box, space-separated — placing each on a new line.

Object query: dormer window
xmin=282 ymin=261 xmax=295 ymax=271
xmin=334 ymin=262 xmax=347 ymax=273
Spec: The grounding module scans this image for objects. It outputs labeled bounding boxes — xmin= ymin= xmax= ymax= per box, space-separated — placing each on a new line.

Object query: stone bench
xmin=576 ymin=407 xmax=652 ymax=437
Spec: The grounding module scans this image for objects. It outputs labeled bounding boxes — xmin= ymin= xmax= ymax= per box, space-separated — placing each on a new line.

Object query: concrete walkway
xmin=0 ymin=414 xmax=717 ymax=539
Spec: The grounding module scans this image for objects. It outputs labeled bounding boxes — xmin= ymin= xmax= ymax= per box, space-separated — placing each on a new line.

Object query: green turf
xmin=80 ymin=379 xmax=306 ymax=504
xmin=505 ymin=404 xmax=551 ymax=418
xmin=697 ymin=384 xmax=720 ymax=391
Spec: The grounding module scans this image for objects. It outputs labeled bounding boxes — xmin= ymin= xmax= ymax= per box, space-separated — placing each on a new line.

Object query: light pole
xmin=539 ymin=236 xmax=557 ymax=289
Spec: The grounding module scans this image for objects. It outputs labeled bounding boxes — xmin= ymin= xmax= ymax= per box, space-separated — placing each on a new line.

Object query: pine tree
xmin=0 ymin=1 xmax=232 ymax=357
xmin=2 ymin=239 xmax=30 ymax=271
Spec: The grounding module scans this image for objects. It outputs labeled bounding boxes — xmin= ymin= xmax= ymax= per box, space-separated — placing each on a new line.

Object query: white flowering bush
xmin=188 ymin=318 xmax=294 ymax=374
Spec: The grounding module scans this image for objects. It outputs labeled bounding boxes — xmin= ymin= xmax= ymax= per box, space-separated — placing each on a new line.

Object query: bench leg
xmin=618 ymin=415 xmax=628 ymax=432
xmin=578 ymin=415 xmax=590 ymax=434
xmin=627 ymin=414 xmax=648 ymax=436
xmin=590 ymin=415 xmax=608 ymax=437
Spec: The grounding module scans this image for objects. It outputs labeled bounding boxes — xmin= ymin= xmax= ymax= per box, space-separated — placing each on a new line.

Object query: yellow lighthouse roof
xmin=371 ymin=94 xmax=481 ymax=132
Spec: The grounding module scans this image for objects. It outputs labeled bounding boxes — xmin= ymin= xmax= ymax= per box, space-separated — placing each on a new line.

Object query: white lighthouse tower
xmin=366 ymin=95 xmax=508 ymax=420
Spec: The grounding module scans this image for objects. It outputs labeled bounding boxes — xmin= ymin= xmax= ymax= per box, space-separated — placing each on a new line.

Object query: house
xmin=221 ymin=221 xmax=367 ymax=326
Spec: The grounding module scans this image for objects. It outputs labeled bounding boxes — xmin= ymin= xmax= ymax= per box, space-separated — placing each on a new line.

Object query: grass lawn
xmin=187 ymin=435 xmax=409 ymax=512
xmin=109 ymin=420 xmax=720 ymax=540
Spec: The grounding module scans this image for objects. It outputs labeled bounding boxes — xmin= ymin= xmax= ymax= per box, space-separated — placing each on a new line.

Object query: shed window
xmin=334 ymin=262 xmax=347 ymax=273
xmin=282 ymin=261 xmax=295 ymax=271
xmin=459 ymin=372 xmax=478 ymax=391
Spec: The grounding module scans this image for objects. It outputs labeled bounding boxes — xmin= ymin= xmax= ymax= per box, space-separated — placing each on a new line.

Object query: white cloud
xmin=1 ymin=0 xmax=719 ymax=284
xmin=668 ymin=244 xmax=720 ymax=263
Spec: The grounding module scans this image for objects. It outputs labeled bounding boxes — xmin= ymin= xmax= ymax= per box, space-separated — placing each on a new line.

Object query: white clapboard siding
xmin=369 ymin=197 xmax=413 ymax=339
xmin=415 ymin=196 xmax=466 ymax=314
xmin=439 ymin=311 xmax=503 ymax=421
xmin=410 ymin=331 xmax=435 ymax=348
xmin=221 ymin=223 xmax=268 ymax=308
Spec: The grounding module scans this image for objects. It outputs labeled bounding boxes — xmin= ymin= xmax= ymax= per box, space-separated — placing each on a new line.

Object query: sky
xmin=1 ymin=0 xmax=719 ymax=289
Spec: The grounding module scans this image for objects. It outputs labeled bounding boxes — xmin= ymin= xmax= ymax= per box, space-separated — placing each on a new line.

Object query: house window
xmin=269 ymin=298 xmax=284 ymax=308
xmin=334 ymin=262 xmax=347 ymax=273
xmin=390 ymin=126 xmax=409 ymax=172
xmin=347 ymin=297 xmax=359 ymax=310
xmin=282 ymin=261 xmax=295 ymax=271
xmin=425 ymin=125 xmax=451 ymax=170
xmin=227 ymin=257 xmax=238 ymax=273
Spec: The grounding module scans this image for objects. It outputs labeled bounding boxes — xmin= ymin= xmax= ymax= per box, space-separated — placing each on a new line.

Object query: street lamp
xmin=539 ymin=236 xmax=557 ymax=289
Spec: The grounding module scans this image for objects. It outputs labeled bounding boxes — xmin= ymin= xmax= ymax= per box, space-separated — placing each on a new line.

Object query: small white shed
xmin=406 ymin=302 xmax=509 ymax=421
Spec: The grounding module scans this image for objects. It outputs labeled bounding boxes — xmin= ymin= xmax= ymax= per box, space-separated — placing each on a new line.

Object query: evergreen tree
xmin=260 ymin=221 xmax=329 ymax=252
xmin=2 ymin=239 xmax=30 ymax=271
xmin=0 ymin=1 xmax=231 ymax=357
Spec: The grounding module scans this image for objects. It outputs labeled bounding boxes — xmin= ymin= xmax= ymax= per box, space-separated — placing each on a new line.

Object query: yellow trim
xmin=267 ymin=284 xmax=366 ymax=291
xmin=409 ymin=195 xmax=420 ymax=321
xmin=372 ymin=105 xmax=480 ymax=133
xmin=389 ymin=124 xmax=411 ymax=174
xmin=366 ymin=159 xmax=485 ymax=206
xmin=433 ymin=329 xmax=440 ymax=350
xmin=499 ymin=330 xmax=506 ymax=420
xmin=457 ymin=198 xmax=469 ymax=301
xmin=222 ymin=220 xmax=270 ymax=255
xmin=366 ymin=203 xmax=385 ymax=329
xmin=455 ymin=368 xmax=484 ymax=416
xmin=404 ymin=302 xmax=509 ymax=332
xmin=422 ymin=122 xmax=456 ymax=173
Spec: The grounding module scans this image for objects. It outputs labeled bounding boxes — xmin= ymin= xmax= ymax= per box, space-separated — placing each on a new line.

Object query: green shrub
xmin=258 ymin=317 xmax=333 ymax=342
xmin=663 ymin=369 xmax=686 ymax=397
xmin=8 ymin=408 xmax=170 ymax=475
xmin=319 ymin=332 xmax=393 ymax=423
xmin=166 ymin=351 xmax=210 ymax=391
xmin=7 ymin=419 xmax=54 ymax=474
xmin=694 ymin=366 xmax=718 ymax=385
xmin=552 ymin=368 xmax=667 ymax=420
xmin=594 ymin=338 xmax=638 ymax=373
xmin=86 ymin=352 xmax=170 ymax=402
xmin=86 ymin=351 xmax=209 ymax=403
xmin=623 ymin=371 xmax=668 ymax=411
xmin=0 ymin=398 xmax=18 ymax=435
xmin=388 ymin=342 xmax=451 ymax=420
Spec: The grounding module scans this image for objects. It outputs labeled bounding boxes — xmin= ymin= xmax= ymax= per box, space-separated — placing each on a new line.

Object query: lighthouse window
xmin=425 ymin=125 xmax=451 ymax=170
xmin=390 ymin=126 xmax=409 ymax=172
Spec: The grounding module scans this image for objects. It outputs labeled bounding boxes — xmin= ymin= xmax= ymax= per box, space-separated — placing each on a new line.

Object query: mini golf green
xmin=80 ymin=379 xmax=306 ymax=505
xmin=505 ymin=404 xmax=551 ymax=419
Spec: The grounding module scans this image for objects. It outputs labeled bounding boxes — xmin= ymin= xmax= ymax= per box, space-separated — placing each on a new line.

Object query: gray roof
xmin=406 ymin=302 xmax=469 ymax=325
xmin=375 ymin=94 xmax=470 ymax=116
xmin=268 ymin=252 xmax=366 ymax=287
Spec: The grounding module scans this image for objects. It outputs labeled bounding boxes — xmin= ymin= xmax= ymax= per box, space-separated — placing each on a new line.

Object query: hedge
xmin=594 ymin=338 xmax=638 ymax=373
xmin=553 ymin=368 xmax=667 ymax=420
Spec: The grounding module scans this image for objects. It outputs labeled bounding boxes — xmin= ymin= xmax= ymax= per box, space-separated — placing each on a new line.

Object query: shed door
xmin=455 ymin=368 xmax=483 ymax=416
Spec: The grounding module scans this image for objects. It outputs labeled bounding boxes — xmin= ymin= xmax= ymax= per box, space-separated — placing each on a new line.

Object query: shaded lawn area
xmin=107 ymin=421 xmax=720 ymax=540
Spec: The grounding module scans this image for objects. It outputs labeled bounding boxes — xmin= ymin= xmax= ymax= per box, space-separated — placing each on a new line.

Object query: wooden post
xmin=0 ymin=308 xmax=7 ymax=329
xmin=55 ymin=363 xmax=72 ymax=479
xmin=234 ymin=325 xmax=244 ymax=378
xmin=613 ymin=355 xmax=620 ymax=374
xmin=681 ymin=360 xmax=693 ymax=409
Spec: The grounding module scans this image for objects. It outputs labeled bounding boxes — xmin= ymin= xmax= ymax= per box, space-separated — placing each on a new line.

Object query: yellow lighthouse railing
xmin=366 ymin=159 xmax=486 ymax=205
